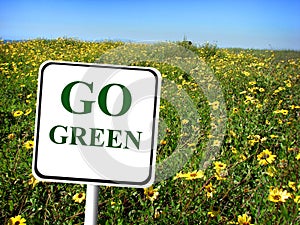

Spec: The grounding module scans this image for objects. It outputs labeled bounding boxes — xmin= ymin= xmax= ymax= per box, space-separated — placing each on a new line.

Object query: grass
xmin=1 ymin=38 xmax=300 ymax=224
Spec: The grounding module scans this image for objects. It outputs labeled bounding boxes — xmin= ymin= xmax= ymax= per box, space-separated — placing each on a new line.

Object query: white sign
xmin=33 ymin=61 xmax=161 ymax=188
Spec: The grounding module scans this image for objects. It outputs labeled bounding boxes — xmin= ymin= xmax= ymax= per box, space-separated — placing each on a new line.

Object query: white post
xmin=84 ymin=185 xmax=99 ymax=225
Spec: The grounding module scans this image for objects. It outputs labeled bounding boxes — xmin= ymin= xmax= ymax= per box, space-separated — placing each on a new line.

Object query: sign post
xmin=84 ymin=185 xmax=99 ymax=225
xmin=33 ymin=61 xmax=161 ymax=223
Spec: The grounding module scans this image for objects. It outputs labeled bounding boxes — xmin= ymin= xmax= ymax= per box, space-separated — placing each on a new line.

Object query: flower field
xmin=1 ymin=38 xmax=300 ymax=224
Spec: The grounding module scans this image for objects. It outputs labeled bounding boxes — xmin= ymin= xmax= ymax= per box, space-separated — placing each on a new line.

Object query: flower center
xmin=78 ymin=193 xmax=83 ymax=198
xmin=15 ymin=222 xmax=20 ymax=225
xmin=273 ymin=195 xmax=281 ymax=200
xmin=147 ymin=189 xmax=154 ymax=197
xmin=262 ymin=154 xmax=270 ymax=159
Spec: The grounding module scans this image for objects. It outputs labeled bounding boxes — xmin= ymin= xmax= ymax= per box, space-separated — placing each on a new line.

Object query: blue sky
xmin=1 ymin=0 xmax=299 ymax=49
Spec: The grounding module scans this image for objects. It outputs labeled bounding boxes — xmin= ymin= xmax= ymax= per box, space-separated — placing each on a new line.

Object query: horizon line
xmin=1 ymin=37 xmax=300 ymax=51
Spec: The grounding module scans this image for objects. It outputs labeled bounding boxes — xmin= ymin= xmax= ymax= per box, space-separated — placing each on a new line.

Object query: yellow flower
xmin=244 ymin=99 xmax=250 ymax=105
xmin=8 ymin=215 xmax=26 ymax=225
xmin=13 ymin=110 xmax=23 ymax=117
xmin=187 ymin=143 xmax=196 ymax=147
xmin=204 ymin=182 xmax=215 ymax=198
xmin=274 ymin=109 xmax=288 ymax=115
xmin=242 ymin=71 xmax=250 ymax=76
xmin=231 ymin=146 xmax=237 ymax=154
xmin=270 ymin=134 xmax=278 ymax=139
xmin=237 ymin=213 xmax=253 ymax=225
xmin=294 ymin=196 xmax=300 ymax=203
xmin=214 ymin=161 xmax=226 ymax=171
xmin=173 ymin=171 xmax=188 ymax=180
xmin=154 ymin=208 xmax=162 ymax=219
xmin=72 ymin=192 xmax=86 ymax=203
xmin=296 ymin=153 xmax=300 ymax=160
xmin=245 ymin=96 xmax=254 ymax=101
xmin=239 ymin=154 xmax=247 ymax=161
xmin=185 ymin=170 xmax=204 ymax=180
xmin=260 ymin=137 xmax=267 ymax=142
xmin=289 ymin=181 xmax=297 ymax=192
xmin=288 ymin=147 xmax=296 ymax=152
xmin=232 ymin=107 xmax=239 ymax=113
xmin=110 ymin=201 xmax=116 ymax=206
xmin=24 ymin=108 xmax=32 ymax=115
xmin=256 ymin=103 xmax=263 ymax=109
xmin=144 ymin=186 xmax=159 ymax=202
xmin=248 ymin=81 xmax=256 ymax=85
xmin=24 ymin=140 xmax=34 ymax=149
xmin=265 ymin=166 xmax=276 ymax=177
xmin=207 ymin=207 xmax=220 ymax=217
xmin=181 ymin=119 xmax=189 ymax=125
xmin=212 ymin=140 xmax=221 ymax=147
xmin=247 ymin=134 xmax=260 ymax=141
xmin=273 ymin=86 xmax=285 ymax=95
xmin=248 ymin=139 xmax=259 ymax=146
xmin=257 ymin=149 xmax=276 ymax=165
xmin=160 ymin=140 xmax=167 ymax=145
xmin=230 ymin=130 xmax=237 ymax=138
xmin=28 ymin=173 xmax=39 ymax=188
xmin=8 ymin=133 xmax=15 ymax=140
xmin=268 ymin=187 xmax=291 ymax=203
xmin=207 ymin=134 xmax=214 ymax=139
xmin=210 ymin=101 xmax=220 ymax=110
xmin=214 ymin=169 xmax=228 ymax=181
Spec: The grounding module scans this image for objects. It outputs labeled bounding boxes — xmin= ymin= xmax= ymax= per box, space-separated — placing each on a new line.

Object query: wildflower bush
xmin=1 ymin=38 xmax=300 ymax=224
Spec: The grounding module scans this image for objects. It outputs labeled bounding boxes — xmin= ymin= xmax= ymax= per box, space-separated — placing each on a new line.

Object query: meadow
xmin=0 ymin=38 xmax=300 ymax=224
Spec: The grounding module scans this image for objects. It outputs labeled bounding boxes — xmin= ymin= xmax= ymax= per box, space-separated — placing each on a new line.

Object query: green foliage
xmin=177 ymin=40 xmax=199 ymax=55
xmin=1 ymin=39 xmax=300 ymax=224
xmin=199 ymin=42 xmax=218 ymax=60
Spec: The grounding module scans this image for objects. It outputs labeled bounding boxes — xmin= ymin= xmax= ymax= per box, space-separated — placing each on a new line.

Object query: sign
xmin=33 ymin=61 xmax=161 ymax=188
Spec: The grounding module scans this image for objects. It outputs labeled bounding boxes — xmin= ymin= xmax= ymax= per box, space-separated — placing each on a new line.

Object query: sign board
xmin=33 ymin=61 xmax=161 ymax=188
